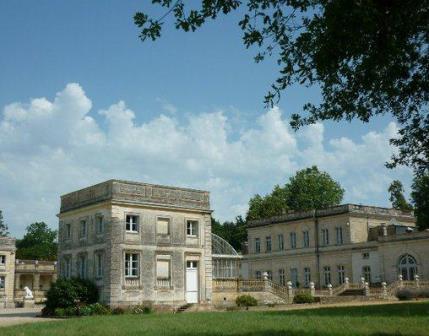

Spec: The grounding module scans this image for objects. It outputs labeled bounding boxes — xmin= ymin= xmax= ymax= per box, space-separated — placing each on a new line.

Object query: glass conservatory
xmin=211 ymin=233 xmax=242 ymax=279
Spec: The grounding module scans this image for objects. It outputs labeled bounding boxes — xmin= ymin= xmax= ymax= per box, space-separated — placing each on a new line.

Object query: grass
xmin=2 ymin=301 xmax=429 ymax=336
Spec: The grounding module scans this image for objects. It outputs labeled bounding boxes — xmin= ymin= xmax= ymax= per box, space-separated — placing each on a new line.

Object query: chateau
xmin=57 ymin=179 xmax=214 ymax=307
xmin=243 ymin=204 xmax=429 ymax=288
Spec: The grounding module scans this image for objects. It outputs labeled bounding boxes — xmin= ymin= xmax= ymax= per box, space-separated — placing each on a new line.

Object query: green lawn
xmin=2 ymin=302 xmax=429 ymax=336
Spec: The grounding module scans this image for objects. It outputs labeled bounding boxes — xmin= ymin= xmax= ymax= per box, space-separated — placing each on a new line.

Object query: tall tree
xmin=135 ymin=1 xmax=429 ymax=174
xmin=247 ymin=166 xmax=344 ymax=220
xmin=16 ymin=222 xmax=57 ymax=261
xmin=0 ymin=210 xmax=9 ymax=237
xmin=411 ymin=173 xmax=429 ymax=230
xmin=212 ymin=216 xmax=247 ymax=252
xmin=388 ymin=180 xmax=413 ymax=212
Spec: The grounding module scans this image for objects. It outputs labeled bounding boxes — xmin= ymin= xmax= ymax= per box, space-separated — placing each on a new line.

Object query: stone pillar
xmin=344 ymin=277 xmax=349 ymax=289
xmin=33 ymin=273 xmax=40 ymax=291
xmin=263 ymin=272 xmax=270 ymax=292
xmin=360 ymin=277 xmax=365 ymax=288
xmin=287 ymin=281 xmax=293 ymax=303
xmin=415 ymin=274 xmax=420 ymax=288
xmin=398 ymin=274 xmax=403 ymax=288
xmin=364 ymin=282 xmax=369 ymax=296
xmin=15 ymin=273 xmax=21 ymax=290
xmin=310 ymin=282 xmax=315 ymax=297
xmin=327 ymin=283 xmax=333 ymax=296
xmin=381 ymin=282 xmax=387 ymax=299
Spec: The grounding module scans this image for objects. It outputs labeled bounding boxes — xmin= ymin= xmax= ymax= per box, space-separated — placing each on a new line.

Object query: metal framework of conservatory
xmin=211 ymin=233 xmax=242 ymax=279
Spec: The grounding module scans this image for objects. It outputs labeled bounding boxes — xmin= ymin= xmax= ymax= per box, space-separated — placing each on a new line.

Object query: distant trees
xmin=212 ymin=216 xmax=247 ymax=252
xmin=388 ymin=180 xmax=413 ymax=212
xmin=411 ymin=174 xmax=429 ymax=230
xmin=0 ymin=210 xmax=9 ymax=237
xmin=16 ymin=222 xmax=57 ymax=261
xmin=246 ymin=166 xmax=344 ymax=221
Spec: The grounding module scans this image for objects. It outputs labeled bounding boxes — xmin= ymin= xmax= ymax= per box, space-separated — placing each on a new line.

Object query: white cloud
xmin=0 ymin=83 xmax=412 ymax=236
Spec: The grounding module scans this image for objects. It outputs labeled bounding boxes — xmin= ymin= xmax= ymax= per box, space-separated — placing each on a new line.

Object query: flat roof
xmin=247 ymin=204 xmax=415 ymax=228
xmin=60 ymin=179 xmax=210 ymax=213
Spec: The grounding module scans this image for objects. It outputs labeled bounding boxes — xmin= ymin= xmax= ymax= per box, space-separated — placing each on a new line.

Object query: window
xmin=266 ymin=236 xmax=272 ymax=252
xmin=323 ymin=266 xmax=331 ymax=286
xmin=95 ymin=253 xmax=103 ymax=279
xmin=362 ymin=266 xmax=371 ymax=283
xmin=255 ymin=238 xmax=261 ymax=254
xmin=63 ymin=258 xmax=71 ymax=278
xmin=290 ymin=232 xmax=297 ymax=249
xmin=156 ymin=259 xmax=170 ymax=279
xmin=255 ymin=271 xmax=262 ymax=280
xmin=362 ymin=252 xmax=370 ymax=259
xmin=399 ymin=254 xmax=418 ymax=281
xmin=279 ymin=269 xmax=286 ymax=286
xmin=303 ymin=231 xmax=310 ymax=248
xmin=126 ymin=215 xmax=139 ymax=232
xmin=0 ymin=276 xmax=4 ymax=289
xmin=96 ymin=216 xmax=104 ymax=234
xmin=78 ymin=255 xmax=87 ymax=279
xmin=322 ymin=228 xmax=329 ymax=245
xmin=125 ymin=253 xmax=139 ymax=277
xmin=337 ymin=265 xmax=345 ymax=284
xmin=186 ymin=220 xmax=198 ymax=237
xmin=157 ymin=217 xmax=170 ymax=235
xmin=336 ymin=227 xmax=343 ymax=245
xmin=79 ymin=220 xmax=87 ymax=238
xmin=304 ymin=267 xmax=311 ymax=287
xmin=290 ymin=268 xmax=298 ymax=287
xmin=0 ymin=255 xmax=5 ymax=266
xmin=65 ymin=223 xmax=71 ymax=239
xmin=278 ymin=234 xmax=284 ymax=251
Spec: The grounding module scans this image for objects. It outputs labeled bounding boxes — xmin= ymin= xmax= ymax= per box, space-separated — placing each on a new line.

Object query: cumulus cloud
xmin=0 ymin=83 xmax=412 ymax=236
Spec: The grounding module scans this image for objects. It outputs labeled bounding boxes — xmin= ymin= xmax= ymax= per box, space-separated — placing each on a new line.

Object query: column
xmin=15 ymin=273 xmax=21 ymax=290
xmin=33 ymin=273 xmax=40 ymax=291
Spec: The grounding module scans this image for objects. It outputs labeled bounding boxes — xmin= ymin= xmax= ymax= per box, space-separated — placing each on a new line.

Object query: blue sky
xmin=0 ymin=1 xmax=412 ymax=237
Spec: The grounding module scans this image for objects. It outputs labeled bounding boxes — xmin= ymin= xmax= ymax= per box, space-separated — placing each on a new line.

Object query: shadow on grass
xmin=175 ymin=330 xmax=408 ymax=336
xmin=261 ymin=301 xmax=429 ymax=318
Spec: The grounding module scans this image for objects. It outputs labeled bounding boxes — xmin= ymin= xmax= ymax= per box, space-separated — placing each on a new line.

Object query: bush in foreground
xmin=236 ymin=295 xmax=258 ymax=308
xmin=293 ymin=292 xmax=315 ymax=304
xmin=43 ymin=278 xmax=99 ymax=316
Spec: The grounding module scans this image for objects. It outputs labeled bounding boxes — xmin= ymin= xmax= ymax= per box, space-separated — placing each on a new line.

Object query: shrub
xmin=88 ymin=303 xmax=111 ymax=315
xmin=112 ymin=307 xmax=125 ymax=315
xmin=293 ymin=292 xmax=315 ymax=304
xmin=79 ymin=305 xmax=93 ymax=316
xmin=54 ymin=308 xmax=65 ymax=317
xmin=235 ymin=295 xmax=258 ymax=308
xmin=64 ymin=306 xmax=78 ymax=316
xmin=131 ymin=305 xmax=153 ymax=314
xmin=41 ymin=306 xmax=53 ymax=317
xmin=45 ymin=278 xmax=99 ymax=311
xmin=396 ymin=288 xmax=416 ymax=301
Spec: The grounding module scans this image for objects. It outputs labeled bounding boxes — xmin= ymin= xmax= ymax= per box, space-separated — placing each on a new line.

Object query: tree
xmin=0 ymin=210 xmax=9 ymax=237
xmin=16 ymin=222 xmax=57 ymax=261
xmin=388 ymin=180 xmax=413 ymax=212
xmin=212 ymin=216 xmax=247 ymax=252
xmin=411 ymin=173 xmax=429 ymax=230
xmin=247 ymin=166 xmax=344 ymax=220
xmin=135 ymin=1 xmax=429 ymax=174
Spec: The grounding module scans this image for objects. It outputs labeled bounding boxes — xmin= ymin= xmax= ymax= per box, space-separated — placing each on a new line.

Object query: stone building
xmin=0 ymin=237 xmax=16 ymax=308
xmin=243 ymin=204 xmax=429 ymax=288
xmin=57 ymin=179 xmax=213 ymax=308
xmin=0 ymin=236 xmax=57 ymax=308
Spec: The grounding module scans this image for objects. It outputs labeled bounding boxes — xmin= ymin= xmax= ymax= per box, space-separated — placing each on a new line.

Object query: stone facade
xmin=243 ymin=204 xmax=427 ymax=288
xmin=0 ymin=237 xmax=16 ymax=308
xmin=57 ymin=179 xmax=213 ymax=308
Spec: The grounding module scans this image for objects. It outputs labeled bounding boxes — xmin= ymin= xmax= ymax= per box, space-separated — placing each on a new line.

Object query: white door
xmin=186 ymin=261 xmax=198 ymax=303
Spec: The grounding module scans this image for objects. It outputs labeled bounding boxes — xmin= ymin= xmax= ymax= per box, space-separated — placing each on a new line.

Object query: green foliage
xmin=88 ymin=303 xmax=111 ymax=315
xmin=112 ymin=307 xmax=126 ymax=315
xmin=54 ymin=308 xmax=66 ymax=317
xmin=411 ymin=173 xmax=429 ymax=230
xmin=388 ymin=180 xmax=413 ymax=212
xmin=16 ymin=222 xmax=57 ymax=261
xmin=0 ymin=210 xmax=9 ymax=237
xmin=130 ymin=304 xmax=153 ymax=314
xmin=235 ymin=295 xmax=257 ymax=307
xmin=135 ymin=1 xmax=429 ymax=174
xmin=211 ymin=216 xmax=247 ymax=252
xmin=247 ymin=166 xmax=344 ymax=220
xmin=293 ymin=292 xmax=315 ymax=304
xmin=45 ymin=278 xmax=99 ymax=311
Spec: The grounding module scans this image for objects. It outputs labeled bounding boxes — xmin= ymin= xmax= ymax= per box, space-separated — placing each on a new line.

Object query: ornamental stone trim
xmin=60 ymin=180 xmax=210 ymax=213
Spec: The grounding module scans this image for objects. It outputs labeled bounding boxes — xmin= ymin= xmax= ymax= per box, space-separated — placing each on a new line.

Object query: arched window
xmin=398 ymin=254 xmax=418 ymax=280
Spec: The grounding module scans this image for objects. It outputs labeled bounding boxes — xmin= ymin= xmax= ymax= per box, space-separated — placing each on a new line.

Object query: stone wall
xmin=0 ymin=237 xmax=16 ymax=308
